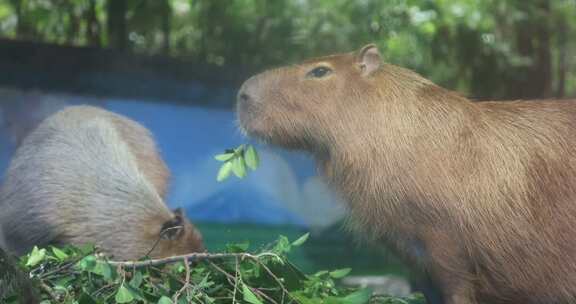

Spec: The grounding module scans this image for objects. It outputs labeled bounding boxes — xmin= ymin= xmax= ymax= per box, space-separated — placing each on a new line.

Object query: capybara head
xmin=236 ymin=44 xmax=432 ymax=154
xmin=147 ymin=208 xmax=205 ymax=258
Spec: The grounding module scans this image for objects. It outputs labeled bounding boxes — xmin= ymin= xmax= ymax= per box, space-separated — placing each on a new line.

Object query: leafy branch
xmin=215 ymin=144 xmax=260 ymax=181
xmin=0 ymin=233 xmax=429 ymax=304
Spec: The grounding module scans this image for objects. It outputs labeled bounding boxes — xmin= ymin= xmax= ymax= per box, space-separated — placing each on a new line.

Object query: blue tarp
xmin=0 ymin=94 xmax=346 ymax=229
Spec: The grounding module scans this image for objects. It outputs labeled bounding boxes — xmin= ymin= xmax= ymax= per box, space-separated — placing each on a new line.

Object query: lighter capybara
xmin=0 ymin=105 xmax=204 ymax=260
xmin=236 ymin=44 xmax=576 ymax=304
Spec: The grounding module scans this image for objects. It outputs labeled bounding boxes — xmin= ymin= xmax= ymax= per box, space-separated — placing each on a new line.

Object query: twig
xmin=207 ymin=260 xmax=236 ymax=282
xmin=143 ymin=225 xmax=184 ymax=258
xmin=106 ymin=252 xmax=291 ymax=304
xmin=207 ymin=260 xmax=279 ymax=304
xmin=232 ymin=257 xmax=239 ymax=304
xmin=107 ymin=252 xmax=252 ymax=268
xmin=37 ymin=257 xmax=82 ymax=279
xmin=39 ymin=282 xmax=59 ymax=302
xmin=246 ymin=256 xmax=295 ymax=303
xmin=244 ymin=283 xmax=279 ymax=304
xmin=92 ymin=283 xmax=115 ymax=297
xmin=172 ymin=257 xmax=191 ymax=302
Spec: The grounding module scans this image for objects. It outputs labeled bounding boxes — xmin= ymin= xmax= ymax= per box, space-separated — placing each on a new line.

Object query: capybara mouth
xmin=236 ymin=98 xmax=265 ymax=138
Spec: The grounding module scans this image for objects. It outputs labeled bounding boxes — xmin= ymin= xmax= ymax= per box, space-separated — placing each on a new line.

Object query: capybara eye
xmin=307 ymin=66 xmax=332 ymax=78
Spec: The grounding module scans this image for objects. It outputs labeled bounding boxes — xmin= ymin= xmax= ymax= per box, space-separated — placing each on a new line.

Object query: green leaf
xmin=92 ymin=261 xmax=113 ymax=280
xmin=291 ymin=233 xmax=310 ymax=246
xmin=52 ymin=284 xmax=68 ymax=294
xmin=214 ymin=152 xmax=235 ymax=162
xmin=129 ymin=270 xmax=144 ymax=288
xmin=329 ymin=268 xmax=352 ymax=279
xmin=115 ymin=285 xmax=134 ymax=303
xmin=244 ymin=145 xmax=260 ymax=170
xmin=242 ymin=283 xmax=263 ymax=304
xmin=226 ymin=241 xmax=250 ymax=253
xmin=26 ymin=246 xmax=46 ymax=267
xmin=232 ymin=156 xmax=247 ymax=178
xmin=314 ymin=270 xmax=329 ymax=277
xmin=271 ymin=235 xmax=292 ymax=255
xmin=197 ymin=274 xmax=214 ymax=289
xmin=76 ymin=255 xmax=97 ymax=271
xmin=341 ymin=288 xmax=372 ymax=304
xmin=158 ymin=296 xmax=173 ymax=304
xmin=289 ymin=291 xmax=317 ymax=304
xmin=51 ymin=246 xmax=69 ymax=261
xmin=77 ymin=292 xmax=98 ymax=304
xmin=54 ymin=276 xmax=74 ymax=289
xmin=216 ymin=161 xmax=233 ymax=181
xmin=124 ymin=283 xmax=145 ymax=301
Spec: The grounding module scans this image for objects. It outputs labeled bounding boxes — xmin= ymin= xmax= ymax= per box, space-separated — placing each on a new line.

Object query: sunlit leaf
xmin=115 ymin=285 xmax=134 ymax=303
xmin=231 ymin=156 xmax=247 ymax=178
xmin=216 ymin=161 xmax=233 ymax=181
xmin=244 ymin=145 xmax=260 ymax=170
xmin=158 ymin=296 xmax=173 ymax=304
xmin=329 ymin=268 xmax=352 ymax=279
xmin=341 ymin=288 xmax=372 ymax=304
xmin=291 ymin=233 xmax=310 ymax=247
xmin=242 ymin=283 xmax=263 ymax=304
xmin=214 ymin=153 xmax=234 ymax=162
xmin=26 ymin=246 xmax=46 ymax=267
xmin=52 ymin=246 xmax=69 ymax=261
xmin=129 ymin=270 xmax=144 ymax=288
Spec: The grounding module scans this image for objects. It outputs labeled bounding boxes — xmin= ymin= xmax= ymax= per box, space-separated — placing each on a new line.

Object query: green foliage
xmin=0 ymin=0 xmax=574 ymax=99
xmin=2 ymin=235 xmax=426 ymax=304
xmin=25 ymin=246 xmax=46 ymax=267
xmin=215 ymin=144 xmax=260 ymax=181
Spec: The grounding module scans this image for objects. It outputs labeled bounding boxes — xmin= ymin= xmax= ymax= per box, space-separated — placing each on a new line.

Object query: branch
xmin=106 ymin=251 xmax=290 ymax=304
xmin=207 ymin=260 xmax=279 ymax=304
xmin=39 ymin=282 xmax=59 ymax=302
xmin=172 ymin=257 xmax=191 ymax=302
xmin=107 ymin=252 xmax=256 ymax=268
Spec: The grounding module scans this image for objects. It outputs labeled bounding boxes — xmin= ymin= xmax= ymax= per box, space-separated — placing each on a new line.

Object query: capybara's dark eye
xmin=307 ymin=66 xmax=332 ymax=78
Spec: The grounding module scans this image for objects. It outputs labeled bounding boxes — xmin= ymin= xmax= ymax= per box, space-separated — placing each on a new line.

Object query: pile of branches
xmin=1 ymin=234 xmax=426 ymax=304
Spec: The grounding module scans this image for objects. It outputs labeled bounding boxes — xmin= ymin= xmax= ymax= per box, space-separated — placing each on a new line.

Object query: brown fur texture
xmin=236 ymin=44 xmax=576 ymax=304
xmin=0 ymin=106 xmax=204 ymax=261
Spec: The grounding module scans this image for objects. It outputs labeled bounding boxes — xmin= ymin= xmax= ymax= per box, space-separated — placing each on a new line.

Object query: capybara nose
xmin=237 ymin=75 xmax=260 ymax=105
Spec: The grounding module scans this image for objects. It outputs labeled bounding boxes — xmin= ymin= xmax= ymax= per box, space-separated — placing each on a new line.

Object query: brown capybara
xmin=0 ymin=105 xmax=204 ymax=261
xmin=236 ymin=44 xmax=576 ymax=304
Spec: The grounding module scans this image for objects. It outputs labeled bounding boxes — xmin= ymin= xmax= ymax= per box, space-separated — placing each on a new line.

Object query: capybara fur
xmin=236 ymin=44 xmax=576 ymax=304
xmin=0 ymin=106 xmax=204 ymax=260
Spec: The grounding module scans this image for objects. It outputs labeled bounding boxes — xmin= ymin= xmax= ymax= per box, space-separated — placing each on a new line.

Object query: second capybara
xmin=0 ymin=105 xmax=204 ymax=260
xmin=237 ymin=44 xmax=576 ymax=304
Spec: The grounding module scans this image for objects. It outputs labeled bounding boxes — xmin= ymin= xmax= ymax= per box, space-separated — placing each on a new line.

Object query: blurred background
xmin=0 ymin=0 xmax=575 ymax=300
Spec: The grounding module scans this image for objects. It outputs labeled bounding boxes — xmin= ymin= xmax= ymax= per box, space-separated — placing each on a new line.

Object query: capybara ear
xmin=357 ymin=44 xmax=382 ymax=76
xmin=160 ymin=209 xmax=185 ymax=240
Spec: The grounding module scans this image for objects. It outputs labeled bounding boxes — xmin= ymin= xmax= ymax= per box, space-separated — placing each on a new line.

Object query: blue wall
xmin=0 ymin=89 xmax=347 ymax=229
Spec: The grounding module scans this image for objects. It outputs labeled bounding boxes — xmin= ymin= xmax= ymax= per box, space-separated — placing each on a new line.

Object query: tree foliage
xmin=0 ymin=0 xmax=574 ymax=99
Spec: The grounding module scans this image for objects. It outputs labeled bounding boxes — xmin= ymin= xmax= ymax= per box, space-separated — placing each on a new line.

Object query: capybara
xmin=236 ymin=44 xmax=576 ymax=304
xmin=0 ymin=105 xmax=204 ymax=260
